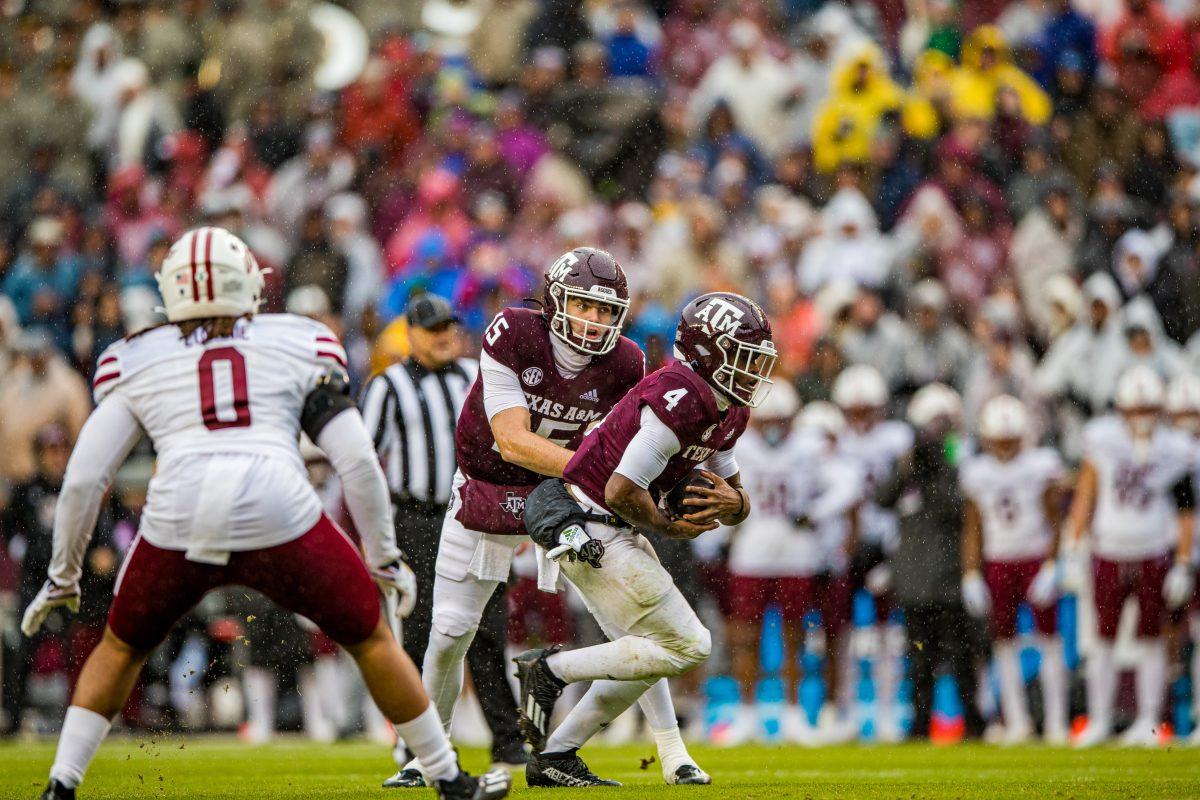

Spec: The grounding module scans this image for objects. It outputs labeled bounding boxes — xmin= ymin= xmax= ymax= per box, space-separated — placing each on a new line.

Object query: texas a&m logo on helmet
xmin=676 ymin=292 xmax=777 ymax=408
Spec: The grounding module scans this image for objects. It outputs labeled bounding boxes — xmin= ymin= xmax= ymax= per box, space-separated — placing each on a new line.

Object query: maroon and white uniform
xmin=1084 ymin=415 xmax=1193 ymax=638
xmin=433 ymin=307 xmax=643 ymax=588
xmin=959 ymin=447 xmax=1064 ymax=638
xmin=48 ymin=315 xmax=395 ymax=650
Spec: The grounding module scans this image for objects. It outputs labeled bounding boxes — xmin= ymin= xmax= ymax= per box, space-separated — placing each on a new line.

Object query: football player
xmin=1066 ymin=366 xmax=1195 ymax=747
xmin=830 ymin=364 xmax=913 ymax=741
xmin=725 ymin=388 xmax=862 ymax=744
xmin=398 ymin=249 xmax=708 ymax=788
xmin=959 ymin=395 xmax=1069 ymax=744
xmin=1166 ymin=374 xmax=1200 ymax=746
xmin=514 ymin=292 xmax=774 ymax=785
xmin=21 ymin=228 xmax=508 ymax=800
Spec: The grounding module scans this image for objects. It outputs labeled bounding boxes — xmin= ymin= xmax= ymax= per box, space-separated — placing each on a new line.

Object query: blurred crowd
xmin=5 ymin=0 xmax=1200 ymax=741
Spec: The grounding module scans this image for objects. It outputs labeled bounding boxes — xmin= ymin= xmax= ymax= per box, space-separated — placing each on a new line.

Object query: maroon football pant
xmin=984 ymin=557 xmax=1056 ymax=639
xmin=108 ymin=514 xmax=381 ymax=651
xmin=1092 ymin=553 xmax=1170 ymax=640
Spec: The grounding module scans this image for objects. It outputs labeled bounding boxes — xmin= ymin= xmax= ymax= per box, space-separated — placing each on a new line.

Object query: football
xmin=663 ymin=469 xmax=715 ymax=520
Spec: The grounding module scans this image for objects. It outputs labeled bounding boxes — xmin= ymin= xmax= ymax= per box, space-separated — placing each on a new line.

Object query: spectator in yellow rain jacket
xmin=950 ymin=25 xmax=1051 ymax=124
xmin=812 ymin=42 xmax=938 ymax=172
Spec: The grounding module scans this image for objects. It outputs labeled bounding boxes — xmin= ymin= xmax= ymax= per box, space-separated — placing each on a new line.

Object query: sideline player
xmin=1165 ymin=373 xmax=1200 ymax=746
xmin=959 ymin=395 xmax=1069 ymax=744
xmin=1065 ymin=366 xmax=1195 ymax=747
xmin=21 ymin=228 xmax=508 ymax=800
xmin=516 ymin=292 xmax=775 ymax=785
xmin=395 ymin=249 xmax=708 ymax=788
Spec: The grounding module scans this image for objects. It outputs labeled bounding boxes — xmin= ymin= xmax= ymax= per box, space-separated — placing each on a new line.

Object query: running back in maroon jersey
xmin=454 ymin=307 xmax=644 ymax=532
xmin=564 ymin=361 xmax=750 ymax=513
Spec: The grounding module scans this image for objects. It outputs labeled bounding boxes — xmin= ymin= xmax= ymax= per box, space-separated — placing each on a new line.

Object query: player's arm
xmin=23 ymin=396 xmax=142 ymax=636
xmin=480 ymin=349 xmax=573 ymax=477
xmin=1042 ymin=480 xmax=1067 ymax=557
xmin=1064 ymin=458 xmax=1098 ymax=545
xmin=681 ymin=447 xmax=749 ymax=526
xmin=304 ymin=371 xmax=416 ymax=617
xmin=962 ymin=497 xmax=984 ymax=574
xmin=604 ymin=407 xmax=717 ymax=539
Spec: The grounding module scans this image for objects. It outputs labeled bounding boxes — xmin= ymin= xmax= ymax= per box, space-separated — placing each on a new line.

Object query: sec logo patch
xmin=522 ymin=367 xmax=544 ymax=386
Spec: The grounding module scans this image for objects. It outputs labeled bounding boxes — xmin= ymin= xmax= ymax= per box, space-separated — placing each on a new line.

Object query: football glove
xmin=961 ymin=570 xmax=991 ymax=618
xmin=864 ymin=563 xmax=892 ymax=596
xmin=1026 ymin=560 xmax=1059 ymax=608
xmin=545 ymin=524 xmax=604 ymax=568
xmin=21 ymin=579 xmax=80 ymax=637
xmin=1163 ymin=562 xmax=1194 ymax=610
xmin=372 ymin=559 xmax=417 ymax=619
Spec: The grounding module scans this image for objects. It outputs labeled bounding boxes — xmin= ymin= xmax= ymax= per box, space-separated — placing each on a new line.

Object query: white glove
xmin=1059 ymin=541 xmax=1087 ymax=594
xmin=1026 ymin=560 xmax=1059 ymax=608
xmin=865 ymin=563 xmax=892 ymax=596
xmin=372 ymin=559 xmax=417 ymax=619
xmin=546 ymin=524 xmax=604 ymax=568
xmin=961 ymin=570 xmax=991 ymax=618
xmin=21 ymin=579 xmax=80 ymax=637
xmin=1163 ymin=562 xmax=1195 ymax=610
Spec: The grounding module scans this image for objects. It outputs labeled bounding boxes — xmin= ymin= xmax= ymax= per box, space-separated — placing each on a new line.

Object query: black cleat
xmin=526 ymin=750 xmax=622 ymax=788
xmin=671 ymin=764 xmax=712 ymax=785
xmin=435 ymin=769 xmax=511 ymax=800
xmin=490 ymin=738 xmax=529 ymax=771
xmin=39 ymin=781 xmax=74 ymax=800
xmin=514 ymin=647 xmax=565 ymax=751
xmin=382 ymin=768 xmax=426 ymax=788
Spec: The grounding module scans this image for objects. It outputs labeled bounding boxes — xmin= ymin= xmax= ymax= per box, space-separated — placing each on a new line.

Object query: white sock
xmin=639 ymin=680 xmax=696 ymax=770
xmin=423 ymin=628 xmax=474 ymax=736
xmin=243 ymin=666 xmax=276 ymax=739
xmin=1085 ymin=640 xmax=1115 ymax=732
xmin=650 ymin=725 xmax=692 ymax=774
xmin=836 ymin=639 xmax=855 ymax=715
xmin=1134 ymin=639 xmax=1166 ymax=727
xmin=315 ymin=656 xmax=345 ymax=730
xmin=1036 ymin=636 xmax=1068 ymax=736
xmin=547 ymin=636 xmax=681 ymax=683
xmin=994 ymin=641 xmax=1031 ymax=733
xmin=49 ymin=706 xmax=112 ymax=788
xmin=394 ymin=704 xmax=459 ymax=783
xmin=875 ymin=626 xmax=900 ymax=724
xmin=544 ymin=678 xmax=652 ymax=753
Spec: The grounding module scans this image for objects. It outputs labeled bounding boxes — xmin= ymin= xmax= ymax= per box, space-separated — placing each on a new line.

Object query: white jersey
xmin=730 ymin=427 xmax=862 ymax=578
xmin=1084 ymin=416 xmax=1193 ymax=560
xmin=93 ymin=314 xmax=347 ymax=560
xmin=959 ymin=447 xmax=1064 ymax=561
xmin=837 ymin=419 xmax=913 ymax=551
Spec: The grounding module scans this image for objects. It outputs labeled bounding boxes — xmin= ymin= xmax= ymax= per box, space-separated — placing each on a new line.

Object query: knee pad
xmin=431 ymin=605 xmax=481 ymax=641
xmin=663 ymin=625 xmax=712 ymax=675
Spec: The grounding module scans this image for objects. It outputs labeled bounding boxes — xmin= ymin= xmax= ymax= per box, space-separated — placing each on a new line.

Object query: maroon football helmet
xmin=543 ymin=247 xmax=630 ymax=355
xmin=676 ymin=292 xmax=777 ymax=407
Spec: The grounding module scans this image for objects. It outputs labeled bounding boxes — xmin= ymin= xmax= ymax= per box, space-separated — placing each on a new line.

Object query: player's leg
xmin=988 ymin=561 xmax=1032 ymax=743
xmin=1121 ymin=556 xmax=1170 ymax=746
xmin=465 ymin=584 xmax=527 ymax=770
xmin=726 ymin=574 xmax=766 ymax=742
xmin=779 ymin=577 xmax=815 ymax=743
xmin=45 ymin=538 xmax=218 ymax=794
xmin=1189 ymin=609 xmax=1200 ymax=745
xmin=1077 ymin=556 xmax=1123 ymax=747
xmin=1027 ymin=568 xmax=1068 ymax=744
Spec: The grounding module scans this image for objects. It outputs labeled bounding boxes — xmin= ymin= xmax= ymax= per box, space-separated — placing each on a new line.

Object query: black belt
xmin=584 ymin=511 xmax=632 ymax=531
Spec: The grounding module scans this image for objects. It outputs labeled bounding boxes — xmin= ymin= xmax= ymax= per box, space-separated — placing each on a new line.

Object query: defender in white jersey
xmin=1066 ymin=366 xmax=1195 ymax=748
xmin=959 ymin=396 xmax=1069 ymax=744
xmin=22 ymin=228 xmax=509 ymax=800
xmin=725 ymin=387 xmax=862 ymax=744
xmin=830 ymin=365 xmax=912 ymax=741
xmin=1166 ymin=373 xmax=1200 ymax=746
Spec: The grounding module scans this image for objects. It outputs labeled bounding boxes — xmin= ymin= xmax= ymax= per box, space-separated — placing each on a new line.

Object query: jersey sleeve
xmin=480 ymin=350 xmax=528 ymax=420
xmin=613 ymin=405 xmax=682 ymax=489
xmin=312 ymin=322 xmax=348 ymax=372
xmin=481 ymin=309 xmax=522 ymax=371
xmin=92 ymin=341 xmax=125 ymax=404
xmin=958 ymin=457 xmax=985 ymax=499
xmin=1031 ymin=448 xmax=1065 ymax=485
xmin=704 ymin=447 xmax=739 ymax=480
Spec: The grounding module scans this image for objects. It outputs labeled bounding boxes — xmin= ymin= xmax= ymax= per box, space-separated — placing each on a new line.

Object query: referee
xmin=360 ymin=294 xmax=526 ymax=784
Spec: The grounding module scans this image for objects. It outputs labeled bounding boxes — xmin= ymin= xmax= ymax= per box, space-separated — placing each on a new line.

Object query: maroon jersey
xmin=454 ymin=307 xmax=644 ymax=534
xmin=565 ymin=361 xmax=751 ymax=513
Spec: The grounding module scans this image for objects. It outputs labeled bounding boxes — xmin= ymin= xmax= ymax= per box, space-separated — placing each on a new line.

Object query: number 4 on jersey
xmin=663 ymin=388 xmax=688 ymax=411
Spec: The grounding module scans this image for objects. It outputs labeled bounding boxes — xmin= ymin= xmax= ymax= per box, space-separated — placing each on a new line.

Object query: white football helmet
xmin=798 ymin=401 xmax=845 ymax=439
xmin=755 ymin=379 xmax=799 ymax=421
xmin=1113 ymin=365 xmax=1165 ymax=411
xmin=907 ymin=383 xmax=962 ymax=429
xmin=979 ymin=395 xmax=1028 ymax=441
xmin=156 ymin=227 xmax=265 ymax=322
xmin=832 ymin=364 xmax=888 ymax=410
xmin=1166 ymin=373 xmax=1200 ymax=416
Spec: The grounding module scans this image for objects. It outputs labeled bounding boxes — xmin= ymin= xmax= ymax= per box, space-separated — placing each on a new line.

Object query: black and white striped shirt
xmin=360 ymin=357 xmax=478 ymax=506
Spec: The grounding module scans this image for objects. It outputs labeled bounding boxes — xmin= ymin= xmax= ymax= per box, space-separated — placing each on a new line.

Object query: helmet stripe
xmin=204 ymin=227 xmax=215 ymax=301
xmin=188 ymin=229 xmax=200 ymax=302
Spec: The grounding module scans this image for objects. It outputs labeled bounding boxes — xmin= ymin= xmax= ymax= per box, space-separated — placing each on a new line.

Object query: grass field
xmin=3 ymin=739 xmax=1200 ymax=799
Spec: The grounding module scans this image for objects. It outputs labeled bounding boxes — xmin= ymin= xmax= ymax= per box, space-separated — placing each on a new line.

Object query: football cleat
xmin=1117 ymin=720 xmax=1160 ymax=748
xmin=435 ymin=769 xmax=511 ymax=800
xmin=668 ymin=764 xmax=712 ymax=785
xmin=382 ymin=767 xmax=426 ymax=788
xmin=1072 ymin=720 xmax=1111 ymax=749
xmin=38 ymin=781 xmax=74 ymax=800
xmin=526 ymin=750 xmax=621 ymax=787
xmin=514 ymin=647 xmax=565 ymax=751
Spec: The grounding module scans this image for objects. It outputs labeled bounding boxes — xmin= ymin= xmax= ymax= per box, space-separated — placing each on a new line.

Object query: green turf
xmin=2 ymin=738 xmax=1199 ymax=799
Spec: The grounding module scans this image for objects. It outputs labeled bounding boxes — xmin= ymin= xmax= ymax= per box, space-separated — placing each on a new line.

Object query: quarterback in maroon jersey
xmin=514 ymin=292 xmax=776 ymax=787
xmin=404 ymin=249 xmax=707 ymax=789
